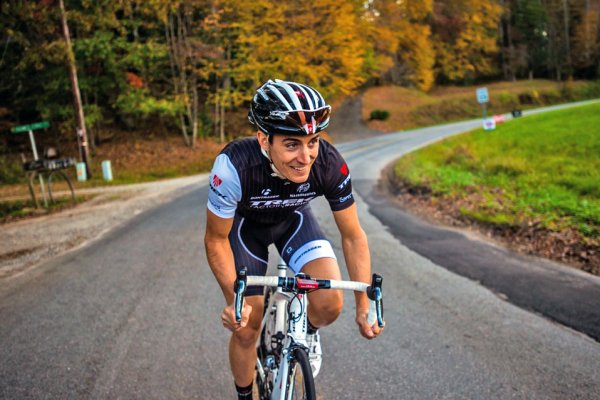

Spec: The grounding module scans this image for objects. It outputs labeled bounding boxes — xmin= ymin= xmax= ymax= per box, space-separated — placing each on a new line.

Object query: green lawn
xmin=394 ymin=102 xmax=600 ymax=239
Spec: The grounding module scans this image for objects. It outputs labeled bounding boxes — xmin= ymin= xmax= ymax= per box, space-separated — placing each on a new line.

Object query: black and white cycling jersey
xmin=207 ymin=137 xmax=354 ymax=225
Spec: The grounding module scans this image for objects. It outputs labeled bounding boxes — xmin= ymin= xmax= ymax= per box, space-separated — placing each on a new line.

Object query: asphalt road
xmin=1 ymin=103 xmax=599 ymax=399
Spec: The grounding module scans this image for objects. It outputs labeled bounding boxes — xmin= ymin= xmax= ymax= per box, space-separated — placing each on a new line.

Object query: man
xmin=204 ymin=79 xmax=383 ymax=399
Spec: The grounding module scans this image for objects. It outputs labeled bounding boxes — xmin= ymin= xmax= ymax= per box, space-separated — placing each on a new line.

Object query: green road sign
xmin=11 ymin=121 xmax=50 ymax=134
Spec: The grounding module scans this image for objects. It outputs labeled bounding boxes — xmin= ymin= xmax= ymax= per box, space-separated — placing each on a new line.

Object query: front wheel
xmin=285 ymin=347 xmax=316 ymax=400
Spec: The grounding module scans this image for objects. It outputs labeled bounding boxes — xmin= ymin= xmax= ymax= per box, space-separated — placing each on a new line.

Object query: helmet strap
xmin=260 ymin=146 xmax=287 ymax=180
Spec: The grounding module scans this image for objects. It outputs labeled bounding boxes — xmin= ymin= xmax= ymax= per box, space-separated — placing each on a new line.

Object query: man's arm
xmin=333 ymin=203 xmax=382 ymax=339
xmin=204 ymin=209 xmax=251 ymax=330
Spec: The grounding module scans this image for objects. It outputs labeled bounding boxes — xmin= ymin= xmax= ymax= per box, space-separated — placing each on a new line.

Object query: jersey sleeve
xmin=207 ymin=153 xmax=242 ymax=218
xmin=323 ymin=145 xmax=355 ymax=212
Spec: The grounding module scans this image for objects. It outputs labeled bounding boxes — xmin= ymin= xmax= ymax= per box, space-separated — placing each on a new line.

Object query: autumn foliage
xmin=1 ymin=0 xmax=599 ymax=145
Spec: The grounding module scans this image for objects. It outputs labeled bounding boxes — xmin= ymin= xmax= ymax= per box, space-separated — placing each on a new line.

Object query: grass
xmin=0 ymin=195 xmax=94 ymax=223
xmin=363 ymin=79 xmax=600 ymax=132
xmin=393 ymin=101 xmax=600 ymax=239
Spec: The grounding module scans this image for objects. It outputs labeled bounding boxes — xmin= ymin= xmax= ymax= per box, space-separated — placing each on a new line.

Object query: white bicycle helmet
xmin=248 ymin=79 xmax=331 ymax=136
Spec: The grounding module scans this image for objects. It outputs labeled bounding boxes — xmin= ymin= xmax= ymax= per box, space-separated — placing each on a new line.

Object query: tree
xmin=572 ymin=0 xmax=600 ymax=77
xmin=366 ymin=0 xmax=435 ymax=91
xmin=512 ymin=0 xmax=550 ymax=80
xmin=432 ymin=0 xmax=504 ymax=83
xmin=59 ymin=0 xmax=92 ymax=177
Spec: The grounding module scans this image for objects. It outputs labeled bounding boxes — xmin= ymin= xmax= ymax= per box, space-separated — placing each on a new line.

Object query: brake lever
xmin=366 ymin=273 xmax=385 ymax=328
xmin=233 ymin=267 xmax=247 ymax=322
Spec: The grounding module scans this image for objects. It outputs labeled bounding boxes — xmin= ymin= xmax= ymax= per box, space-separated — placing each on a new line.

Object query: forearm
xmin=205 ymin=237 xmax=237 ymax=305
xmin=341 ymin=230 xmax=371 ymax=310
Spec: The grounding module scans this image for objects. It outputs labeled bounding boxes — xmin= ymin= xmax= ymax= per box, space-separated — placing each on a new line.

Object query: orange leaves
xmin=126 ymin=72 xmax=144 ymax=89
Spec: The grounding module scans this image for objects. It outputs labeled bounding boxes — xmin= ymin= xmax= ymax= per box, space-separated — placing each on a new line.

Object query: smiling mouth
xmin=291 ymin=166 xmax=307 ymax=172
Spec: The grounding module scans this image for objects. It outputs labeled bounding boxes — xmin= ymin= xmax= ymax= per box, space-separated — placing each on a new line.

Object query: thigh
xmin=229 ymin=214 xmax=270 ymax=296
xmin=274 ymin=206 xmax=337 ymax=274
xmin=302 ymin=257 xmax=343 ymax=307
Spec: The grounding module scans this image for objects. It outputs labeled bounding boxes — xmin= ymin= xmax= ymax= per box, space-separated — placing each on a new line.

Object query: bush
xmin=370 ymin=109 xmax=390 ymax=120
xmin=0 ymin=153 xmax=23 ymax=185
xmin=575 ymin=80 xmax=600 ymax=99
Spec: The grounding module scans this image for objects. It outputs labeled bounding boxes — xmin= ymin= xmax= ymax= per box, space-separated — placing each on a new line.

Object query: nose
xmin=298 ymin=145 xmax=311 ymax=164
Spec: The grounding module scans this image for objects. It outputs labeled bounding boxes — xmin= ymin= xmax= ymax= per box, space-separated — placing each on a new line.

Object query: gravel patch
xmin=0 ymin=174 xmax=207 ymax=280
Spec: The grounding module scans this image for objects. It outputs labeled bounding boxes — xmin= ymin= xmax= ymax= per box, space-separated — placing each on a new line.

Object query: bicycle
xmin=233 ymin=260 xmax=385 ymax=400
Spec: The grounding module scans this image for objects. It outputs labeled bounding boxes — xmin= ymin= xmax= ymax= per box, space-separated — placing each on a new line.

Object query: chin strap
xmin=261 ymin=147 xmax=287 ymax=180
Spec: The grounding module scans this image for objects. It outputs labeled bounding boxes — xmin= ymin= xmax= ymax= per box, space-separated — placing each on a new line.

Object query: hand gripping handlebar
xmin=233 ymin=268 xmax=247 ymax=322
xmin=233 ymin=267 xmax=385 ymax=328
xmin=366 ymin=273 xmax=385 ymax=328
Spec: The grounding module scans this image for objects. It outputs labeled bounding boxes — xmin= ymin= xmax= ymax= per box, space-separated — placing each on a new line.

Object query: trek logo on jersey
xmin=212 ymin=174 xmax=223 ymax=187
xmin=338 ymin=175 xmax=351 ymax=190
xmin=250 ymin=197 xmax=315 ymax=208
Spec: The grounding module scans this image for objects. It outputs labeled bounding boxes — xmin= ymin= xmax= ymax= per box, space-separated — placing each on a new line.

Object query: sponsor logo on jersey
xmin=290 ymin=191 xmax=316 ymax=198
xmin=340 ymin=163 xmax=349 ymax=176
xmin=212 ymin=174 xmax=223 ymax=187
xmin=297 ymin=183 xmax=310 ymax=193
xmin=209 ymin=183 xmax=228 ymax=200
xmin=250 ymin=197 xmax=315 ymax=208
xmin=339 ymin=194 xmax=353 ymax=203
xmin=261 ymin=188 xmax=272 ymax=196
xmin=338 ymin=174 xmax=351 ymax=190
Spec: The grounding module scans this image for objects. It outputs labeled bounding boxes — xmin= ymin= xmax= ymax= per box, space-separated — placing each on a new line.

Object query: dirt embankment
xmin=382 ymin=167 xmax=599 ymax=276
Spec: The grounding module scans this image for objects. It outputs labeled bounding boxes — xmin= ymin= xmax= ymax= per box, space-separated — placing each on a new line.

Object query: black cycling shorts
xmin=229 ymin=205 xmax=337 ymax=296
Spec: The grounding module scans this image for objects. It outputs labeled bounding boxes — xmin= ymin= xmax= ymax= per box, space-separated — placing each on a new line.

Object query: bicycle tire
xmin=285 ymin=347 xmax=316 ymax=400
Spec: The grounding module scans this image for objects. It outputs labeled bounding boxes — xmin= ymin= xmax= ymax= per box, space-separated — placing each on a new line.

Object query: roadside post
xmin=476 ymin=87 xmax=495 ymax=131
xmin=11 ymin=121 xmax=51 ymax=207
xmin=101 ymin=160 xmax=113 ymax=181
xmin=11 ymin=121 xmax=77 ymax=208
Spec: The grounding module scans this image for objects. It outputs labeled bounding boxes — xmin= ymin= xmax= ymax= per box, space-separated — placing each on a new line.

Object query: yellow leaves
xmin=432 ymin=0 xmax=502 ymax=82
xmin=228 ymin=0 xmax=369 ymax=97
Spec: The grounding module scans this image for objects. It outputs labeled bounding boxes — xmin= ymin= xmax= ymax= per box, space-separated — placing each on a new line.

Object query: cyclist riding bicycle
xmin=204 ymin=79 xmax=384 ymax=399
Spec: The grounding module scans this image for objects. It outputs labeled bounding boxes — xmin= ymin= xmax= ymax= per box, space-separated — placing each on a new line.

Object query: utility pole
xmin=58 ymin=0 xmax=92 ymax=178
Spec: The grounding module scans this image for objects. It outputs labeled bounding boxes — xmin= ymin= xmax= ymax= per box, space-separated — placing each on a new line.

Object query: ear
xmin=257 ymin=131 xmax=269 ymax=150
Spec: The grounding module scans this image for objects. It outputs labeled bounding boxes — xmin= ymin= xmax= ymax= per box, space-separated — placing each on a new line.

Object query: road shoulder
xmin=0 ymin=174 xmax=207 ymax=280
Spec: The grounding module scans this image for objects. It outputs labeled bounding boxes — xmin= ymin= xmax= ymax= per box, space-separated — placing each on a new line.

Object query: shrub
xmin=370 ymin=109 xmax=390 ymax=120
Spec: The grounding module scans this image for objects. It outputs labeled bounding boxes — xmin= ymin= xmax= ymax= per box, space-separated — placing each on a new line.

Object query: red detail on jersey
xmin=212 ymin=175 xmax=222 ymax=187
xmin=340 ymin=163 xmax=349 ymax=176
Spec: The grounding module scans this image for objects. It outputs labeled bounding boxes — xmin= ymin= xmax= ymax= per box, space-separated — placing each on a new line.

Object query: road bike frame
xmin=234 ymin=260 xmax=384 ymax=400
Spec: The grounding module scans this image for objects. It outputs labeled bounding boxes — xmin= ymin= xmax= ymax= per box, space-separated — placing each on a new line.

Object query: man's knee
xmin=232 ymin=324 xmax=261 ymax=348
xmin=310 ymin=290 xmax=343 ymax=325
xmin=231 ymin=295 xmax=264 ymax=348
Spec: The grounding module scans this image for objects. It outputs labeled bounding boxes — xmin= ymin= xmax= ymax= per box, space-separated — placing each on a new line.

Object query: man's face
xmin=258 ymin=132 xmax=320 ymax=183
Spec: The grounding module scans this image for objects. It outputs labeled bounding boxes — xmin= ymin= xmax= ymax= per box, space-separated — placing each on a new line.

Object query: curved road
xmin=1 ymin=102 xmax=599 ymax=399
